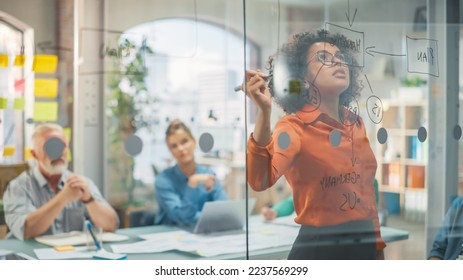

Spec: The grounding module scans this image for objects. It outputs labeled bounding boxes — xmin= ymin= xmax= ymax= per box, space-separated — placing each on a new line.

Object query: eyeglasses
xmin=308 ymin=50 xmax=350 ymax=66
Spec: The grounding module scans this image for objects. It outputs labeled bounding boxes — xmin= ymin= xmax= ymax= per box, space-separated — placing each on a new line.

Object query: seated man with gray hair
xmin=3 ymin=123 xmax=119 ymax=240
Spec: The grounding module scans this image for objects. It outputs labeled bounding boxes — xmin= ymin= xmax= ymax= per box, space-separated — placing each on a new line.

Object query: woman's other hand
xmin=261 ymin=206 xmax=277 ymax=221
xmin=188 ymin=174 xmax=216 ymax=191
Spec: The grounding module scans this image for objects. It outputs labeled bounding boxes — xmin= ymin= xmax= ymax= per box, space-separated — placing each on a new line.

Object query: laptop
xmin=192 ymin=198 xmax=256 ymax=235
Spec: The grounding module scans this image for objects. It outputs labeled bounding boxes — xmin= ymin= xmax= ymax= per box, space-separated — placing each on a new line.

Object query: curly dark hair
xmin=266 ymin=29 xmax=363 ymax=115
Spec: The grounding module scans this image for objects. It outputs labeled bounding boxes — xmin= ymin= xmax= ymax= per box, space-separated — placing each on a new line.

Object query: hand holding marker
xmin=234 ymin=73 xmax=272 ymax=92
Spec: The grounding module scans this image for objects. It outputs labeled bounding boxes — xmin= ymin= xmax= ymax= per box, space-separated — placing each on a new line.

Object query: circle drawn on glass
xmin=366 ymin=95 xmax=384 ymax=124
xmin=454 ymin=125 xmax=462 ymax=140
xmin=44 ymin=137 xmax=65 ymax=160
xmin=199 ymin=132 xmax=214 ymax=153
xmin=377 ymin=127 xmax=388 ymax=144
xmin=341 ymin=95 xmax=360 ymax=126
xmin=277 ymin=131 xmax=291 ymax=150
xmin=417 ymin=127 xmax=427 ymax=142
xmin=329 ymin=130 xmax=342 ymax=147
xmin=124 ymin=134 xmax=143 ymax=156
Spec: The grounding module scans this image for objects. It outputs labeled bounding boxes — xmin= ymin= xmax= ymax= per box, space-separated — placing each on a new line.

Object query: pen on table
xmin=85 ymin=220 xmax=101 ymax=251
xmin=234 ymin=74 xmax=272 ymax=92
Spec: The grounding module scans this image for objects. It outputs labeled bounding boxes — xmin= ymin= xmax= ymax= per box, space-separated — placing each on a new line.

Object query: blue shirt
xmin=3 ymin=166 xmax=118 ymax=240
xmin=154 ymin=164 xmax=228 ymax=227
xmin=428 ymin=196 xmax=463 ymax=260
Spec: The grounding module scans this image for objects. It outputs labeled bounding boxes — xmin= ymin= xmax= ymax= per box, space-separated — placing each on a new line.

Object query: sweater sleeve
xmin=247 ymin=118 xmax=302 ymax=191
xmin=273 ymin=195 xmax=295 ymax=218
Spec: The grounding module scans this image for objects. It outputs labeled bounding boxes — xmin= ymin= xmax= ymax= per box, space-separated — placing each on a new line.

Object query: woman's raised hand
xmin=244 ymin=69 xmax=272 ymax=113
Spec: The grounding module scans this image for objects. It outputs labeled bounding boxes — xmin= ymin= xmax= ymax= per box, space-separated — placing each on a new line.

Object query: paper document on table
xmin=34 ymin=246 xmax=93 ymax=260
xmin=35 ymin=231 xmax=129 ymax=246
xmin=139 ymin=230 xmax=186 ymax=240
xmin=196 ymin=224 xmax=299 ymax=257
xmin=111 ymin=224 xmax=298 ymax=257
xmin=111 ymin=230 xmax=194 ymax=254
xmin=268 ymin=214 xmax=299 ymax=227
xmin=34 ymin=247 xmax=126 ymax=260
xmin=0 ymin=249 xmax=14 ymax=258
xmin=93 ymin=249 xmax=127 ymax=260
xmin=111 ymin=239 xmax=178 ymax=254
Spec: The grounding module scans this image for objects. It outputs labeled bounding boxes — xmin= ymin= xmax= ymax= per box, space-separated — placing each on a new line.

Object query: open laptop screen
xmin=193 ymin=198 xmax=256 ymax=234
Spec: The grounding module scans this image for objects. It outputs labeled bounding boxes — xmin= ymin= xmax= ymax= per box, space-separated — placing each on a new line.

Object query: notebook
xmin=193 ymin=198 xmax=256 ymax=234
xmin=35 ymin=231 xmax=130 ymax=247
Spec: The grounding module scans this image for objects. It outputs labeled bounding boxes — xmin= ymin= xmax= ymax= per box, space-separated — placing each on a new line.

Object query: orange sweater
xmin=247 ymin=105 xmax=386 ymax=250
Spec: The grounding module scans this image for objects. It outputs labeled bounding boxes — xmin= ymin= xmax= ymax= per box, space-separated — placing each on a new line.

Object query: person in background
xmin=428 ymin=196 xmax=463 ymax=260
xmin=261 ymin=195 xmax=294 ymax=221
xmin=3 ymin=123 xmax=119 ymax=240
xmin=154 ymin=119 xmax=228 ymax=227
xmin=244 ymin=29 xmax=385 ymax=259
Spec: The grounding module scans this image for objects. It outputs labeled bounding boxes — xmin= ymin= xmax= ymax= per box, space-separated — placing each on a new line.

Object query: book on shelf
xmin=407 ymin=136 xmax=428 ymax=162
xmin=407 ymin=165 xmax=425 ymax=188
xmin=388 ymin=163 xmax=402 ymax=188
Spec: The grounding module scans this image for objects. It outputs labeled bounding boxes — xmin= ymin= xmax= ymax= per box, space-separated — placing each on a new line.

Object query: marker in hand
xmin=234 ymin=74 xmax=272 ymax=92
xmin=85 ymin=220 xmax=101 ymax=251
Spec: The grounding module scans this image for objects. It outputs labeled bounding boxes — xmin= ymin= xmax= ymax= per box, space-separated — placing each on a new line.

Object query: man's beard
xmin=39 ymin=160 xmax=68 ymax=175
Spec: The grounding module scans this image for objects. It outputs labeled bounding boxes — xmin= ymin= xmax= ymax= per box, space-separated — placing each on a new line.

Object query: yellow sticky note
xmin=34 ymin=79 xmax=58 ymax=98
xmin=3 ymin=146 xmax=15 ymax=157
xmin=63 ymin=127 xmax=73 ymax=162
xmin=33 ymin=55 xmax=58 ymax=73
xmin=63 ymin=127 xmax=72 ymax=142
xmin=54 ymin=245 xmax=75 ymax=252
xmin=14 ymin=55 xmax=26 ymax=67
xmin=67 ymin=148 xmax=72 ymax=162
xmin=0 ymin=97 xmax=7 ymax=109
xmin=33 ymin=102 xmax=58 ymax=121
xmin=24 ymin=147 xmax=33 ymax=160
xmin=0 ymin=54 xmax=8 ymax=67
xmin=13 ymin=97 xmax=25 ymax=110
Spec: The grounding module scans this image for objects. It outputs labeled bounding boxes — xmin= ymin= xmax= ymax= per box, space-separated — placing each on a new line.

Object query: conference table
xmin=0 ymin=218 xmax=409 ymax=260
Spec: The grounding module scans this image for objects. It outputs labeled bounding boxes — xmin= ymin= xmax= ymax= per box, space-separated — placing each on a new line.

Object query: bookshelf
xmin=376 ymin=91 xmax=428 ymax=221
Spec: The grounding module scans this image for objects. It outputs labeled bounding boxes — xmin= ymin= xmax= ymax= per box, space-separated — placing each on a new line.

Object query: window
xmin=104 ymin=18 xmax=259 ymax=207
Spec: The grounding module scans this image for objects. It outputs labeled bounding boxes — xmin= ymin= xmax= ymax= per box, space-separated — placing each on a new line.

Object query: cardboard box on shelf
xmin=407 ymin=165 xmax=425 ymax=188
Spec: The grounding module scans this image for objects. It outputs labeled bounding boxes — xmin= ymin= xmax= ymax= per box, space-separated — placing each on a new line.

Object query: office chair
xmin=123 ymin=206 xmax=156 ymax=228
xmin=0 ymin=162 xmax=30 ymax=239
xmin=0 ymin=162 xmax=30 ymax=198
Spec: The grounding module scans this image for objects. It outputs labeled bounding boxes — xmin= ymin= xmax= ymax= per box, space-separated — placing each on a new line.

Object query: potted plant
xmin=105 ymin=37 xmax=157 ymax=213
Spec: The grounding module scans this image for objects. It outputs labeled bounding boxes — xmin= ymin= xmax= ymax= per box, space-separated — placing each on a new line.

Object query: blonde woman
xmin=154 ymin=119 xmax=228 ymax=227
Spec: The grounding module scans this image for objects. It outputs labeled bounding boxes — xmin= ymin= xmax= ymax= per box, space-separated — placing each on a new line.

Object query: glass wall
xmin=87 ymin=0 xmax=460 ymax=260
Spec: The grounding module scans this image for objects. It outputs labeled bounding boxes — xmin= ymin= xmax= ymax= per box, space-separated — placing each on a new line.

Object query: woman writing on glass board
xmin=242 ymin=29 xmax=385 ymax=259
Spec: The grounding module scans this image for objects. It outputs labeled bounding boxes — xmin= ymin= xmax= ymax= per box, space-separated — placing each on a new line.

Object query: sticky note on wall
xmin=15 ymin=79 xmax=25 ymax=92
xmin=3 ymin=146 xmax=16 ymax=157
xmin=33 ymin=102 xmax=58 ymax=121
xmin=67 ymin=148 xmax=72 ymax=162
xmin=14 ymin=55 xmax=26 ymax=67
xmin=24 ymin=147 xmax=33 ymax=160
xmin=0 ymin=97 xmax=8 ymax=109
xmin=0 ymin=54 xmax=8 ymax=67
xmin=33 ymin=55 xmax=58 ymax=73
xmin=13 ymin=98 xmax=25 ymax=110
xmin=34 ymin=79 xmax=58 ymax=98
xmin=63 ymin=128 xmax=72 ymax=162
xmin=63 ymin=127 xmax=72 ymax=143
